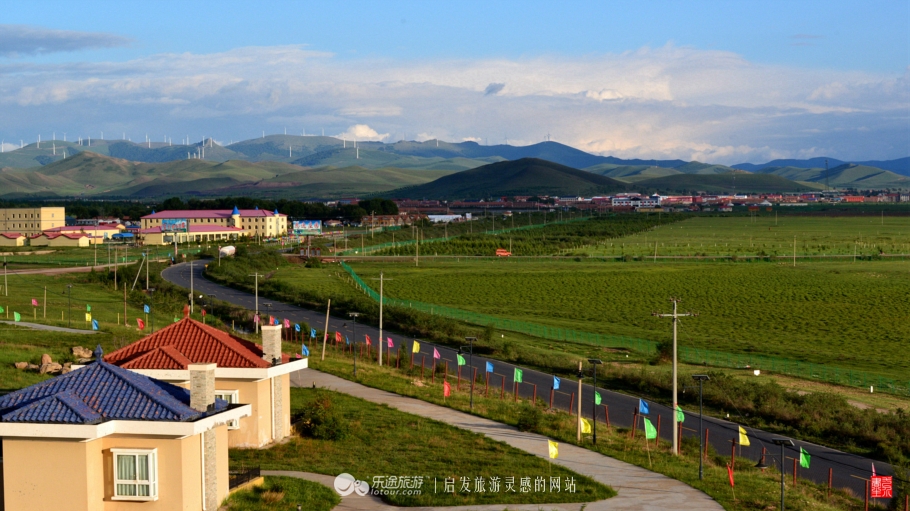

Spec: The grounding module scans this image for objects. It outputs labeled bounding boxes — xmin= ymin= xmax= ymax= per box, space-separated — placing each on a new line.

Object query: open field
xmin=230 ymin=387 xmax=614 ymax=507
xmin=571 ymin=215 xmax=910 ymax=257
xmin=337 ymin=258 xmax=910 ymax=381
xmin=222 ymin=477 xmax=339 ymax=511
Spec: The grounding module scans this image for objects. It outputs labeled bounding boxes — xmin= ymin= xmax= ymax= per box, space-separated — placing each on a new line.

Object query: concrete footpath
xmin=285 ymin=369 xmax=722 ymax=511
xmin=0 ymin=320 xmax=97 ymax=334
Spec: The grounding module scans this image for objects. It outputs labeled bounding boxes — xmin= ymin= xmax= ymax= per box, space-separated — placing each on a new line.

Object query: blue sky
xmin=1 ymin=1 xmax=907 ymax=163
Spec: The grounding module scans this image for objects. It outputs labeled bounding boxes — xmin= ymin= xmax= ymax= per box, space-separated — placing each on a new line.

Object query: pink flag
xmin=31 ymin=299 xmax=38 ymax=306
xmin=387 ymin=338 xmax=394 ymax=348
xmin=365 ymin=335 xmax=372 ymax=346
xmin=433 ymin=347 xmax=440 ymax=359
xmin=253 ymin=314 xmax=260 ymax=324
xmin=284 ymin=318 xmax=290 ymax=328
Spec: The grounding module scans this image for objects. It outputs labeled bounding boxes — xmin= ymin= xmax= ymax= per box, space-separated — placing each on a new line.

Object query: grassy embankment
xmin=221 ymin=477 xmax=339 ymax=511
xmin=229 ymin=388 xmax=614 ymax=507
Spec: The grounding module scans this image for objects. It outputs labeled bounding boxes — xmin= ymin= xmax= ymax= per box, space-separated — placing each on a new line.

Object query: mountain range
xmin=0 ymin=135 xmax=906 ymax=198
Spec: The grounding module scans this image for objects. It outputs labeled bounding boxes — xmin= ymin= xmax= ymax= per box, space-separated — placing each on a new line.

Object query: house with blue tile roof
xmin=0 ymin=346 xmax=250 ymax=511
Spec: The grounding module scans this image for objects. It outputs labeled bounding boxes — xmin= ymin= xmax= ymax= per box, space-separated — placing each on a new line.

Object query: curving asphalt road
xmin=163 ymin=261 xmax=895 ymax=505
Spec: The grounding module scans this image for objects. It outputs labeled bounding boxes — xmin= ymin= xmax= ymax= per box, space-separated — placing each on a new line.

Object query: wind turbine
xmin=100 ymin=131 xmax=103 ymax=140
xmin=63 ymin=133 xmax=66 ymax=142
xmin=37 ymin=134 xmax=41 ymax=149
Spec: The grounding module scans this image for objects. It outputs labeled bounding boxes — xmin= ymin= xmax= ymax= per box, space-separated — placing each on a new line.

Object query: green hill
xmin=672 ymin=161 xmax=738 ymax=174
xmin=757 ymin=163 xmax=910 ymax=189
xmin=635 ymin=173 xmax=818 ymax=193
xmin=584 ymin=164 xmax=682 ymax=182
xmin=388 ymin=158 xmax=630 ymax=199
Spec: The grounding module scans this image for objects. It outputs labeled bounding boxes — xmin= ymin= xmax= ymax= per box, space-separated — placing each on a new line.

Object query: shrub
xmin=294 ymin=393 xmax=349 ymax=441
xmin=516 ymin=405 xmax=543 ymax=433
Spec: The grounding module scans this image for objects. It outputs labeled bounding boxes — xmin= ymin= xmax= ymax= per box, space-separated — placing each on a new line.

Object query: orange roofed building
xmin=103 ymin=318 xmax=307 ymax=448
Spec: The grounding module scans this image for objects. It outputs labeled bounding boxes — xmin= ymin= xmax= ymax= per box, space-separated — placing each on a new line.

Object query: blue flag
xmin=345 ymin=336 xmax=350 ymax=345
xmin=553 ymin=376 xmax=560 ymax=390
xmin=301 ymin=344 xmax=310 ymax=356
xmin=91 ymin=319 xmax=99 ymax=331
xmin=143 ymin=304 xmax=150 ymax=314
xmin=310 ymin=328 xmax=316 ymax=338
xmin=485 ymin=361 xmax=493 ymax=373
xmin=639 ymin=399 xmax=649 ymax=415
xmin=294 ymin=323 xmax=301 ymax=332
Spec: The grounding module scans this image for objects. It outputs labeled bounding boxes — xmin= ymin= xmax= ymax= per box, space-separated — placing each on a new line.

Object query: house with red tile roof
xmin=0 ymin=233 xmax=25 ymax=247
xmin=102 ymin=318 xmax=306 ymax=448
xmin=140 ymin=207 xmax=288 ymax=241
xmin=0 ymin=346 xmax=250 ymax=511
xmin=29 ymin=232 xmax=91 ymax=247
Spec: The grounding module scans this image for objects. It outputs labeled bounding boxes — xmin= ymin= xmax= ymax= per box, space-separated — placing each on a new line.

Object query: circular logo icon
xmin=334 ymin=473 xmax=370 ymax=497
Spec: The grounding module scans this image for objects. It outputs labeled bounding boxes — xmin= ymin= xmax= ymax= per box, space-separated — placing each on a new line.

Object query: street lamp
xmin=65 ymin=285 xmax=73 ymax=327
xmin=458 ymin=337 xmax=477 ymax=410
xmin=348 ymin=312 xmax=360 ymax=376
xmin=588 ymin=359 xmax=603 ymax=444
xmin=755 ymin=438 xmax=795 ymax=511
xmin=691 ymin=374 xmax=710 ymax=480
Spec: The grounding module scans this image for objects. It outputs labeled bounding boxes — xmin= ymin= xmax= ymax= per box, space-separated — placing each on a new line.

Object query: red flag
xmin=183 ymin=304 xmax=190 ymax=317
xmin=365 ymin=335 xmax=372 ymax=346
xmin=136 ymin=318 xmax=145 ymax=330
xmin=433 ymin=347 xmax=441 ymax=359
xmin=726 ymin=464 xmax=734 ymax=488
xmin=201 ymin=309 xmax=206 ymax=317
xmin=443 ymin=380 xmax=451 ymax=397
xmin=335 ymin=331 xmax=342 ymax=343
xmin=269 ymin=315 xmax=275 ymax=325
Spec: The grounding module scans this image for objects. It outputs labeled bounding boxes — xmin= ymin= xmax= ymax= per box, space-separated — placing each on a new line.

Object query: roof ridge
xmin=186 ymin=320 xmax=268 ymax=367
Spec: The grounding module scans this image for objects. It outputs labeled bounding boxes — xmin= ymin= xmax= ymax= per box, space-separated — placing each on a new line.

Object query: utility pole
xmin=190 ymin=260 xmax=194 ymax=314
xmin=249 ymin=272 xmax=263 ymax=333
xmin=576 ymin=361 xmax=583 ymax=443
xmin=3 ymin=257 xmax=6 ymax=296
xmin=370 ymin=272 xmax=393 ymax=366
xmin=653 ymin=298 xmax=696 ymax=456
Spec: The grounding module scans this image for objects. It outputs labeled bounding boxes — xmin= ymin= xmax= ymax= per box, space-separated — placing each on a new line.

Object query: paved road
xmin=163 ymin=261 xmax=894 ymax=503
xmin=0 ymin=320 xmax=97 ymax=334
xmin=280 ymin=370 xmax=722 ymax=511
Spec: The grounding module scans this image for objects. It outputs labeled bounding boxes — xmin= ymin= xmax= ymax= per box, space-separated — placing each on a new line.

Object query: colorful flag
xmin=412 ymin=340 xmax=420 ymax=353
xmin=676 ymin=405 xmax=685 ymax=423
xmin=433 ymin=347 xmax=440 ymax=359
xmin=86 ymin=304 xmax=91 ymax=312
xmin=443 ymin=380 xmax=451 ymax=397
xmin=174 ymin=317 xmax=179 ymax=323
xmin=301 ymin=344 xmax=310 ymax=357
xmin=485 ymin=361 xmax=493 ymax=373
xmin=594 ymin=392 xmax=602 ymax=405
xmin=738 ymin=426 xmax=750 ymax=447
xmin=294 ymin=323 xmax=300 ymax=332
xmin=136 ymin=318 xmax=145 ymax=330
xmin=184 ymin=304 xmax=191 ymax=317
xmin=272 ymin=316 xmax=279 ymax=326
xmin=13 ymin=312 xmax=20 ymax=322
xmin=799 ymin=447 xmax=810 ymax=468
xmin=456 ymin=354 xmax=466 ymax=366
xmin=284 ymin=318 xmax=291 ymax=328
xmin=644 ymin=418 xmax=657 ymax=439
xmin=387 ymin=338 xmax=394 ymax=348
xmin=514 ymin=368 xmax=523 ymax=383
xmin=91 ymin=319 xmax=99 ymax=331
xmin=548 ymin=440 xmax=559 ymax=459
xmin=580 ymin=417 xmax=592 ymax=434
xmin=253 ymin=314 xmax=260 ymax=324
xmin=201 ymin=309 xmax=206 ymax=317
xmin=365 ymin=335 xmax=372 ymax=346
xmin=727 ymin=464 xmax=735 ymax=488
xmin=85 ymin=313 xmax=91 ymax=322
xmin=143 ymin=304 xmax=150 ymax=314
xmin=345 ymin=336 xmax=350 ymax=345
xmin=0 ymin=306 xmax=5 ymax=313
xmin=335 ymin=331 xmax=342 ymax=343
xmin=638 ymin=399 xmax=649 ymax=415
xmin=871 ymin=475 xmax=893 ymax=498
xmin=31 ymin=299 xmax=38 ymax=306
xmin=553 ymin=376 xmax=560 ymax=390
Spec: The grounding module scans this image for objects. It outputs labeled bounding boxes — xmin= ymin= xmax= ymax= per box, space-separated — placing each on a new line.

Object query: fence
xmin=228 ymin=465 xmax=261 ymax=489
xmin=340 ymin=261 xmax=910 ymax=397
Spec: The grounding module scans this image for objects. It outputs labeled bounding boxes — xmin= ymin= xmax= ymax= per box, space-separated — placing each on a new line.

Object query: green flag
xmin=799 ymin=447 xmax=810 ymax=468
xmin=86 ymin=304 xmax=91 ymax=312
xmin=456 ymin=354 xmax=466 ymax=366
xmin=13 ymin=312 xmax=20 ymax=322
xmin=676 ymin=405 xmax=685 ymax=423
xmin=174 ymin=317 xmax=179 ymax=323
xmin=514 ymin=368 xmax=523 ymax=383
xmin=594 ymin=392 xmax=602 ymax=405
xmin=644 ymin=418 xmax=657 ymax=439
xmin=0 ymin=306 xmax=4 ymax=313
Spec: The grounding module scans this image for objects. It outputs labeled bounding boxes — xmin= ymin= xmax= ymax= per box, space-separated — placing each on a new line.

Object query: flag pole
xmin=321 ymin=299 xmax=331 ymax=360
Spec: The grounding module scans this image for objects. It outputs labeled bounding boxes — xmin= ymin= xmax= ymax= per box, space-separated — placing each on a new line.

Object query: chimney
xmin=261 ymin=325 xmax=282 ymax=366
xmin=189 ymin=363 xmax=216 ymax=412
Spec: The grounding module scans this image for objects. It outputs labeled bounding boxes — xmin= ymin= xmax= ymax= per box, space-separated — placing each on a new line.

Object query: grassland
xmin=343 ymin=258 xmax=910 ymax=380
xmin=572 ymin=215 xmax=910 ymax=257
xmin=229 ymin=387 xmax=614 ymax=507
xmin=222 ymin=477 xmax=339 ymax=511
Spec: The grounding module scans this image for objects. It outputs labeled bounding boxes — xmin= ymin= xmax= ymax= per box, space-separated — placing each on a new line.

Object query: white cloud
xmin=1 ymin=142 xmax=21 ymax=152
xmin=0 ymin=25 xmax=130 ymax=57
xmin=0 ymin=44 xmax=905 ymax=164
xmin=336 ymin=124 xmax=389 ymax=141
xmin=462 ymin=136 xmax=482 ymax=143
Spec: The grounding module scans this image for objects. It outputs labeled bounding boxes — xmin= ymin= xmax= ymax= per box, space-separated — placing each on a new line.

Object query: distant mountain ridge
xmin=734 ymin=157 xmax=910 ymax=176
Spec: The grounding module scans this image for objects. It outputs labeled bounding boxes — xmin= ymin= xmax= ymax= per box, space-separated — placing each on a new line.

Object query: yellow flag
xmin=85 ymin=313 xmax=92 ymax=322
xmin=580 ymin=417 xmax=592 ymax=434
xmin=412 ymin=340 xmax=420 ymax=353
xmin=738 ymin=426 xmax=750 ymax=447
xmin=548 ymin=440 xmax=559 ymax=459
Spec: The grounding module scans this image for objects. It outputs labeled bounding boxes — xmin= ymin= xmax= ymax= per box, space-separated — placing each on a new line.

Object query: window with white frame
xmin=215 ymin=390 xmax=240 ymax=429
xmin=112 ymin=448 xmax=158 ymax=500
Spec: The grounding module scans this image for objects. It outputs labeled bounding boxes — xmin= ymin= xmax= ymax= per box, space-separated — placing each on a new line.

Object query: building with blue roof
xmin=0 ymin=346 xmax=250 ymax=511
